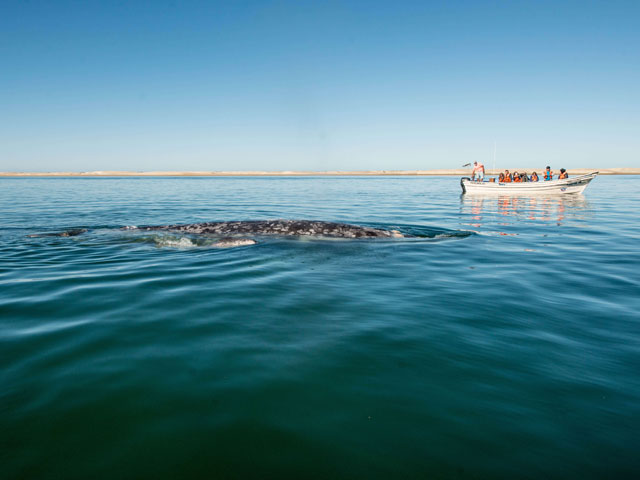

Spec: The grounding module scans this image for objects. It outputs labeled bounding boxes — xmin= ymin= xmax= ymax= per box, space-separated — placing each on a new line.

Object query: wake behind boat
xmin=461 ymin=172 xmax=598 ymax=195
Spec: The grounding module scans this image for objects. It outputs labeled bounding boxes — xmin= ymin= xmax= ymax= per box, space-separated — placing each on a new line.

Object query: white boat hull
xmin=461 ymin=172 xmax=598 ymax=195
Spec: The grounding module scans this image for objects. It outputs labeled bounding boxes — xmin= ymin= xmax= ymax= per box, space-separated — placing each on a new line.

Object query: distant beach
xmin=1 ymin=167 xmax=638 ymax=177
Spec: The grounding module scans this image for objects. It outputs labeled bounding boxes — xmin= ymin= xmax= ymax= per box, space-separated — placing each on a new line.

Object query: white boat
xmin=461 ymin=172 xmax=598 ymax=195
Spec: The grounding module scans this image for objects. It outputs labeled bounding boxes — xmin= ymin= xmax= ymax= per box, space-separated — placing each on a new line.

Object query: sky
xmin=1 ymin=0 xmax=638 ymax=172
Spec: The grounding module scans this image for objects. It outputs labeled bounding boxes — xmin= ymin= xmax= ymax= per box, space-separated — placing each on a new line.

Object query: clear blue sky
xmin=1 ymin=0 xmax=638 ymax=172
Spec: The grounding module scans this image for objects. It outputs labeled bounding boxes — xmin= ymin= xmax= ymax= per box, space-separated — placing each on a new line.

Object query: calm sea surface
xmin=1 ymin=176 xmax=639 ymax=479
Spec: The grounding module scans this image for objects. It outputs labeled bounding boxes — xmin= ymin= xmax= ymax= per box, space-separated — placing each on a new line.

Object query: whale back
xmin=141 ymin=220 xmax=404 ymax=238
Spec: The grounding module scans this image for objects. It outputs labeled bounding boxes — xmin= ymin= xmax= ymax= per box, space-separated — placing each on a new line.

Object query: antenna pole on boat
xmin=492 ymin=141 xmax=496 ymax=175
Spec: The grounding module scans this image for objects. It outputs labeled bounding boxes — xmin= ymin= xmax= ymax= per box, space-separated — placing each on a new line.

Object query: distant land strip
xmin=1 ymin=168 xmax=638 ymax=177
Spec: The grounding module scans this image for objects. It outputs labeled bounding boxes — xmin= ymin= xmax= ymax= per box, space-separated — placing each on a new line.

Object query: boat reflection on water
xmin=460 ymin=194 xmax=591 ymax=229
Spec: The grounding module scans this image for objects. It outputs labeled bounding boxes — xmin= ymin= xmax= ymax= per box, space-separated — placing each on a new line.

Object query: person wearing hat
xmin=472 ymin=161 xmax=485 ymax=182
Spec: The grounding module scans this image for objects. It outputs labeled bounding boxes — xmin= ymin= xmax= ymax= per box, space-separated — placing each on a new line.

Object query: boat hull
xmin=461 ymin=172 xmax=598 ymax=195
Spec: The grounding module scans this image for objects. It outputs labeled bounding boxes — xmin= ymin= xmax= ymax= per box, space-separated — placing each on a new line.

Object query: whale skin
xmin=137 ymin=220 xmax=404 ymax=239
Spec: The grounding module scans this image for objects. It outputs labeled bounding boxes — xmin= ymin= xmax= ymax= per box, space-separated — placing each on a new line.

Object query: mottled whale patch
xmin=213 ymin=237 xmax=257 ymax=248
xmin=147 ymin=235 xmax=257 ymax=249
xmin=136 ymin=220 xmax=405 ymax=239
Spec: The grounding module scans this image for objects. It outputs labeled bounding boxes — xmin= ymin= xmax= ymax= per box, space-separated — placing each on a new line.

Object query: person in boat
xmin=530 ymin=172 xmax=539 ymax=182
xmin=558 ymin=168 xmax=568 ymax=179
xmin=503 ymin=170 xmax=512 ymax=183
xmin=472 ymin=161 xmax=485 ymax=182
xmin=521 ymin=172 xmax=529 ymax=182
xmin=498 ymin=172 xmax=505 ymax=183
xmin=513 ymin=171 xmax=522 ymax=182
xmin=543 ymin=166 xmax=553 ymax=181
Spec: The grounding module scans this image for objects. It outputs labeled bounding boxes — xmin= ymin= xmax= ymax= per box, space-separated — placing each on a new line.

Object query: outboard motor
xmin=460 ymin=177 xmax=471 ymax=194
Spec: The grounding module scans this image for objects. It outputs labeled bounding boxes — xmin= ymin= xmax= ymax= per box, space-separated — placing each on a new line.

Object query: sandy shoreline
xmin=0 ymin=168 xmax=638 ymax=177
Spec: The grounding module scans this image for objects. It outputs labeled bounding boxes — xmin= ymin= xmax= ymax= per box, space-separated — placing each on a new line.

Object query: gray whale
xmin=136 ymin=220 xmax=405 ymax=239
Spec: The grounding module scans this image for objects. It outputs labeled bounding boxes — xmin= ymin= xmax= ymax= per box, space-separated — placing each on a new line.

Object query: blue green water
xmin=1 ymin=176 xmax=639 ymax=479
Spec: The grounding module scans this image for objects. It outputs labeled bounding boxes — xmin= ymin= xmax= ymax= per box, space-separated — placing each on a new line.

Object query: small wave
xmin=366 ymin=223 xmax=473 ymax=239
xmin=155 ymin=236 xmax=197 ymax=248
xmin=122 ymin=234 xmax=202 ymax=249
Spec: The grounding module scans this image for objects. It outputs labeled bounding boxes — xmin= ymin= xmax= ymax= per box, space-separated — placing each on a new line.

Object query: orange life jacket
xmin=558 ymin=172 xmax=568 ymax=179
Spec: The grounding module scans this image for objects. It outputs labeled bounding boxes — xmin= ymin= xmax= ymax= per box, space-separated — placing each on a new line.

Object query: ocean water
xmin=1 ymin=176 xmax=639 ymax=479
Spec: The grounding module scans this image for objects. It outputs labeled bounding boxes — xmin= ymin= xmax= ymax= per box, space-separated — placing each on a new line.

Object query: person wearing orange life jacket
xmin=530 ymin=172 xmax=539 ymax=182
xmin=513 ymin=172 xmax=522 ymax=183
xmin=558 ymin=168 xmax=569 ymax=179
xmin=503 ymin=170 xmax=512 ymax=183
xmin=543 ymin=166 xmax=553 ymax=181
